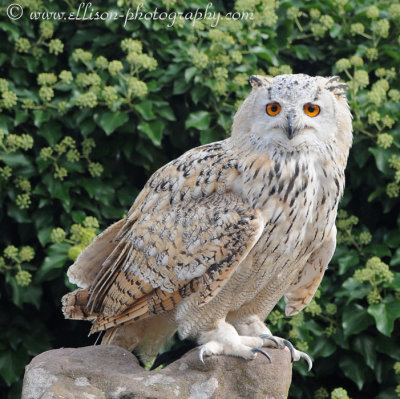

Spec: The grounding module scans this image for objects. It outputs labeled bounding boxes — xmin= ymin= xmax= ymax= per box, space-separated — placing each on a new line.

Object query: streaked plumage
xmin=62 ymin=74 xmax=352 ymax=364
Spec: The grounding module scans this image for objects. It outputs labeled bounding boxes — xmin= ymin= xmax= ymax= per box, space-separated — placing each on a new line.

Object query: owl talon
xmin=259 ymin=333 xmax=280 ymax=348
xmin=251 ymin=347 xmax=271 ymax=363
xmin=283 ymin=339 xmax=313 ymax=371
xmin=301 ymin=352 xmax=313 ymax=371
xmin=199 ymin=346 xmax=206 ymax=364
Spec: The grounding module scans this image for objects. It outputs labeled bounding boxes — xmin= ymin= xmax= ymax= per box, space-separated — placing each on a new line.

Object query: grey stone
xmin=22 ymin=345 xmax=292 ymax=399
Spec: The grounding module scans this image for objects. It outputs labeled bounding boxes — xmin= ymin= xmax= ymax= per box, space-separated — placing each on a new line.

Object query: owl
xmin=62 ymin=74 xmax=352 ymax=369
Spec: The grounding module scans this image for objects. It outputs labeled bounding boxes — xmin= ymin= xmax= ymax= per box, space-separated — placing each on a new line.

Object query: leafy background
xmin=0 ymin=0 xmax=399 ymax=398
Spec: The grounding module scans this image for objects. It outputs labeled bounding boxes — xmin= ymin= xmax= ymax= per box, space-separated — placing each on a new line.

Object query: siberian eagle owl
xmin=62 ymin=74 xmax=352 ymax=369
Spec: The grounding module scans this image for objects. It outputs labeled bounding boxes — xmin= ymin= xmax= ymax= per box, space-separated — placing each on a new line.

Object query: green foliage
xmin=0 ymin=0 xmax=399 ymax=398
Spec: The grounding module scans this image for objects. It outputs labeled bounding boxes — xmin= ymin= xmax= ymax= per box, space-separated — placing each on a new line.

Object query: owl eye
xmin=266 ymin=102 xmax=281 ymax=116
xmin=304 ymin=103 xmax=320 ymax=117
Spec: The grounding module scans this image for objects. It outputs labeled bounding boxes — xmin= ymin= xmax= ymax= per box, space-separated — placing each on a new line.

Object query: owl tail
xmin=100 ymin=325 xmax=140 ymax=351
xmin=100 ymin=315 xmax=177 ymax=364
xmin=62 ymin=289 xmax=97 ymax=320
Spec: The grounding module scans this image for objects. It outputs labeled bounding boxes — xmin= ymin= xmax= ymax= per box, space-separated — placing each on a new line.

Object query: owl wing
xmin=88 ymin=192 xmax=263 ymax=332
xmin=64 ymin=141 xmax=264 ymax=332
xmin=284 ymin=226 xmax=337 ymax=316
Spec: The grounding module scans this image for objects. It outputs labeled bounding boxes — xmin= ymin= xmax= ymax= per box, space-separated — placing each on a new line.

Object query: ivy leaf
xmin=191 ymin=86 xmax=208 ymax=104
xmin=0 ymin=114 xmax=11 ymax=132
xmin=184 ymin=67 xmax=197 ymax=82
xmin=0 ymin=53 xmax=7 ymax=67
xmin=138 ymin=120 xmax=165 ymax=146
xmin=1 ymin=153 xmax=32 ymax=169
xmin=366 ymin=244 xmax=391 ymax=258
xmin=173 ymin=78 xmax=191 ymax=95
xmin=337 ymin=250 xmax=359 ymax=275
xmin=78 ymin=178 xmax=99 ymax=197
xmin=33 ymin=110 xmax=51 ymax=127
xmin=342 ymin=303 xmax=374 ymax=338
xmin=134 ymin=101 xmax=155 ymax=121
xmin=1 ymin=153 xmax=35 ymax=177
xmin=353 ymin=334 xmax=377 ymax=369
xmin=71 ymin=210 xmax=86 ymax=223
xmin=292 ymin=45 xmax=310 ymax=61
xmin=5 ymin=274 xmax=42 ymax=309
xmin=38 ymin=122 xmax=62 ymax=146
xmin=7 ymin=203 xmax=31 ymax=224
xmin=14 ymin=110 xmax=29 ymax=126
xmin=368 ymin=300 xmax=400 ymax=336
xmin=185 ymin=111 xmax=211 ymax=130
xmin=385 ymin=273 xmax=400 ymax=290
xmin=376 ymin=388 xmax=400 ymax=399
xmin=330 ymin=24 xmax=343 ymax=38
xmin=80 ymin=118 xmax=96 ymax=137
xmin=353 ymin=146 xmax=371 ymax=167
xmin=368 ymin=188 xmax=385 ymax=202
xmin=93 ymin=184 xmax=116 ymax=206
xmin=339 ymin=354 xmax=368 ymax=390
xmin=309 ymin=336 xmax=336 ymax=358
xmin=94 ymin=111 xmax=129 ymax=135
xmin=385 ymin=230 xmax=400 ymax=248
xmin=252 ymin=46 xmax=279 ymax=65
xmin=156 ymin=106 xmax=176 ymax=121
xmin=36 ymin=243 xmax=70 ymax=282
xmin=376 ymin=334 xmax=400 ymax=359
xmin=49 ymin=181 xmax=72 ymax=211
xmin=390 ymin=248 xmax=400 ymax=266
xmin=368 ymin=147 xmax=397 ymax=174
xmin=0 ymin=22 xmax=20 ymax=41
xmin=0 ymin=349 xmax=29 ymax=386
xmin=335 ymin=277 xmax=370 ymax=304
xmin=37 ymin=226 xmax=53 ymax=246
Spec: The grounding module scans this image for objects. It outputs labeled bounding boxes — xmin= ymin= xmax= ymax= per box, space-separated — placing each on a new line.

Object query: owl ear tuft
xmin=249 ymin=75 xmax=270 ymax=90
xmin=325 ymin=76 xmax=348 ymax=98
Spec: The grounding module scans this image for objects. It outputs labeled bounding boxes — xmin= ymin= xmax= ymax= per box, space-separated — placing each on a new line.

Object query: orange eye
xmin=266 ymin=102 xmax=281 ymax=116
xmin=304 ymin=103 xmax=320 ymax=117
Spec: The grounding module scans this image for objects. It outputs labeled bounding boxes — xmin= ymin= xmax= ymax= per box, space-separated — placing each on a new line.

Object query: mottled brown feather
xmin=62 ymin=288 xmax=96 ymax=320
xmin=64 ymin=142 xmax=264 ymax=334
xmin=89 ymin=191 xmax=264 ymax=332
xmin=67 ymin=219 xmax=125 ymax=288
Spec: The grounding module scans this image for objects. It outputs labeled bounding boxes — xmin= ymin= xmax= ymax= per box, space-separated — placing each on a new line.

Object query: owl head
xmin=232 ymin=74 xmax=352 ymax=156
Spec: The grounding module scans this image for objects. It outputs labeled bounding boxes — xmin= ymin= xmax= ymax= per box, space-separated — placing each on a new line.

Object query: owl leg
xmin=197 ymin=319 xmax=271 ymax=362
xmin=227 ymin=314 xmax=282 ymax=350
xmin=228 ymin=314 xmax=313 ymax=370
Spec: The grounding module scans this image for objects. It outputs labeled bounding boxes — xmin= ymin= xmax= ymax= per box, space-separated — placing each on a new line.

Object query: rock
xmin=22 ymin=345 xmax=292 ymax=399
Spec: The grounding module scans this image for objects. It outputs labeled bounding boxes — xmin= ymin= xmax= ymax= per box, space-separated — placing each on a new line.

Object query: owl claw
xmin=259 ymin=333 xmax=280 ymax=348
xmin=251 ymin=348 xmax=272 ymax=363
xmin=283 ymin=339 xmax=313 ymax=371
xmin=199 ymin=346 xmax=206 ymax=364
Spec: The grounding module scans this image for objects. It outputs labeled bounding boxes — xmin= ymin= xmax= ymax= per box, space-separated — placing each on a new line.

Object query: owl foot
xmin=259 ymin=334 xmax=312 ymax=371
xmin=198 ymin=340 xmax=271 ymax=363
xmin=198 ymin=320 xmax=273 ymax=363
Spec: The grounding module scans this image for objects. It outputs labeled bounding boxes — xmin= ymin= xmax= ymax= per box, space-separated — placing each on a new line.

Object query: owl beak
xmin=286 ymin=115 xmax=298 ymax=140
